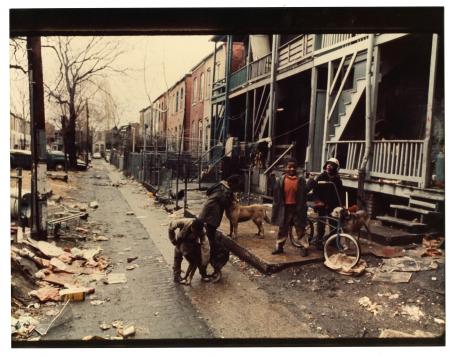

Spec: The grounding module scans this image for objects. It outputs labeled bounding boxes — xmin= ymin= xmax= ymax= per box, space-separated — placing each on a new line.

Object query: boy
xmin=271 ymin=159 xmax=309 ymax=256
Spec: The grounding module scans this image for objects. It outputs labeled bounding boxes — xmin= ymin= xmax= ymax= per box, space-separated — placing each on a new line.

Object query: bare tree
xmin=42 ymin=36 xmax=126 ymax=168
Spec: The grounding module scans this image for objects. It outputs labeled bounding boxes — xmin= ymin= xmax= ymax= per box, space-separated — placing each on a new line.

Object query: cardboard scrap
xmin=106 ymin=273 xmax=127 ymax=284
xmin=381 ymin=256 xmax=438 ymax=272
xmin=324 ymin=253 xmax=367 ymax=276
xmin=35 ymin=241 xmax=66 ymax=258
xmin=29 ymin=286 xmax=61 ymax=302
xmin=372 ymin=271 xmax=412 ymax=283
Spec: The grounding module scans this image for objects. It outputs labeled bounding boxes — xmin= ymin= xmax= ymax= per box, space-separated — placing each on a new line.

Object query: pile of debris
xmin=11 ymin=237 xmax=110 ymax=340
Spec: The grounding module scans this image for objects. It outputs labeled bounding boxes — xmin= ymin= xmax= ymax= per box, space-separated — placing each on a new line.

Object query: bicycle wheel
xmin=323 ymin=233 xmax=360 ymax=269
xmin=289 ymin=220 xmax=314 ymax=248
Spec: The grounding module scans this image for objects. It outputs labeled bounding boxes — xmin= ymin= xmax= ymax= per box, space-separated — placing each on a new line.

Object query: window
xmin=180 ymin=88 xmax=184 ymax=109
xmin=193 ymin=78 xmax=198 ymax=103
xmin=200 ymin=73 xmax=205 ymax=101
xmin=206 ymin=68 xmax=211 ymax=99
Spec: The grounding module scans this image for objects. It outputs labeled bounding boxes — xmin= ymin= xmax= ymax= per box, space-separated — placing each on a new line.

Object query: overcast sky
xmin=10 ymin=35 xmax=216 ymax=129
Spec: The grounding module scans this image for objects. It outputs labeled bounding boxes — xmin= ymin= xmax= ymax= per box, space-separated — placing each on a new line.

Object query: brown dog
xmin=225 ymin=199 xmax=271 ymax=239
xmin=331 ymin=206 xmax=371 ymax=239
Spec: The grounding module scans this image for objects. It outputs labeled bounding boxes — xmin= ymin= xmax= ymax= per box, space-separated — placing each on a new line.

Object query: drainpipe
xmin=357 ymin=34 xmax=375 ymax=208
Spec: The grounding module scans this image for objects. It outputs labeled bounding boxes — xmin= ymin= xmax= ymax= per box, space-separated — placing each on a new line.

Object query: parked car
xmin=10 ymin=149 xmax=87 ymax=171
xmin=93 ymin=152 xmax=102 ymax=159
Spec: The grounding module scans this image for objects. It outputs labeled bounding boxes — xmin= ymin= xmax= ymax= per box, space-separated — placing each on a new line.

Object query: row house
xmin=10 ymin=112 xmax=31 ymax=150
xmin=211 ymin=33 xmax=444 ymax=236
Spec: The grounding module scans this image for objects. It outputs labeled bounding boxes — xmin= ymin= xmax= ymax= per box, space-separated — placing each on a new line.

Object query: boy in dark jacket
xmin=198 ymin=175 xmax=240 ymax=281
xmin=306 ymin=157 xmax=344 ymax=248
xmin=271 ymin=159 xmax=309 ymax=256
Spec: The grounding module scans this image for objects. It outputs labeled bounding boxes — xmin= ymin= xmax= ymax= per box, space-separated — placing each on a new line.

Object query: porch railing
xmin=317 ymin=34 xmax=368 ymax=51
xmin=326 ymin=140 xmax=425 ymax=184
xmin=229 ymin=53 xmax=272 ymax=91
xmin=278 ymin=34 xmax=315 ymax=69
xmin=229 ymin=66 xmax=248 ymax=90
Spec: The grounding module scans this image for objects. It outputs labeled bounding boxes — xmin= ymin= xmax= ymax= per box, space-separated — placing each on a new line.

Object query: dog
xmin=331 ymin=206 xmax=371 ymax=239
xmin=177 ymin=239 xmax=204 ymax=285
xmin=225 ymin=198 xmax=271 ymax=239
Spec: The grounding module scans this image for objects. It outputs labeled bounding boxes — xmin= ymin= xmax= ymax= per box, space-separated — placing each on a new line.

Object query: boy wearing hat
xmin=307 ymin=158 xmax=344 ymax=248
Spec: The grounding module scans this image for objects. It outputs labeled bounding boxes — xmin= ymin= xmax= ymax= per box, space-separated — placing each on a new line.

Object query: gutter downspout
xmin=357 ymin=34 xmax=375 ymax=208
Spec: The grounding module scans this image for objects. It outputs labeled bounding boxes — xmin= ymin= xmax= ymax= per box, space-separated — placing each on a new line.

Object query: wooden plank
xmin=399 ymin=143 xmax=405 ymax=176
xmin=330 ymin=55 xmax=346 ymax=93
xmin=390 ymin=204 xmax=436 ymax=215
xmin=417 ymin=142 xmax=423 ymax=177
xmin=413 ymin=142 xmax=418 ymax=177
xmin=376 ymin=215 xmax=426 ymax=228
xmin=409 ymin=198 xmax=437 ymax=210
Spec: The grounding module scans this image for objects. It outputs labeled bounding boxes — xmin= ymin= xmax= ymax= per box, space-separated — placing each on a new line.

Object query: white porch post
xmin=421 ymin=34 xmax=439 ymax=188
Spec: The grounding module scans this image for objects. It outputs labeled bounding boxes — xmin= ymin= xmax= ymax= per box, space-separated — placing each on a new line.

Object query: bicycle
xmin=289 ymin=181 xmax=361 ymax=269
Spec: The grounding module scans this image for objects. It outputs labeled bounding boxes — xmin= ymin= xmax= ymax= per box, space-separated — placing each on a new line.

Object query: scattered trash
xmin=434 ymin=318 xmax=445 ymax=325
xmin=32 ymin=240 xmax=66 ymax=258
xmin=118 ymin=325 xmax=136 ymax=337
xmin=401 ymin=305 xmax=425 ymax=321
xmin=154 ymin=312 xmax=159 ymax=316
xmin=82 ymin=335 xmax=108 ymax=341
xmin=35 ymin=300 xmax=73 ymax=336
xmin=324 ymin=254 xmax=367 ymax=276
xmin=372 ymin=271 xmax=412 ymax=283
xmin=127 ymin=256 xmax=138 ymax=263
xmin=29 ymin=287 xmax=61 ymax=302
xmin=431 ymin=277 xmax=437 ymax=281
xmin=90 ymin=300 xmax=105 ymax=306
xmin=379 ymin=329 xmax=435 ymax=338
xmin=99 ymin=323 xmax=111 ymax=330
xmin=380 ymin=256 xmax=438 ymax=273
xmin=59 ymin=287 xmax=92 ymax=302
xmin=126 ymin=211 xmax=134 ymax=215
xmin=126 ymin=264 xmax=138 ymax=271
xmin=422 ymin=235 xmax=444 ymax=249
xmin=93 ymin=235 xmax=109 ymax=242
xmin=358 ymin=296 xmax=381 ymax=315
xmin=106 ymin=273 xmax=127 ymax=284
xmin=112 ymin=320 xmax=124 ymax=329
xmin=89 ymin=201 xmax=99 ymax=209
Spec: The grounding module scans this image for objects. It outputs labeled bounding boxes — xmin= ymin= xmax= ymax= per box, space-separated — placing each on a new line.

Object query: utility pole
xmin=27 ymin=36 xmax=48 ymax=240
xmin=85 ymin=100 xmax=90 ymax=166
xmin=61 ymin=115 xmax=68 ymax=172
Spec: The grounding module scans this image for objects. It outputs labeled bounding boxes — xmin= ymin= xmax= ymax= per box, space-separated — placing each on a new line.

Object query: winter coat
xmin=271 ymin=174 xmax=307 ymax=227
xmin=306 ymin=171 xmax=344 ymax=211
xmin=168 ymin=218 xmax=210 ymax=266
xmin=198 ymin=181 xmax=234 ymax=228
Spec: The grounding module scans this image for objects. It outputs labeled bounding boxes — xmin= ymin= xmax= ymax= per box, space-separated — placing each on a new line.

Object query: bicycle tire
xmin=289 ymin=220 xmax=314 ymax=248
xmin=323 ymin=232 xmax=360 ymax=269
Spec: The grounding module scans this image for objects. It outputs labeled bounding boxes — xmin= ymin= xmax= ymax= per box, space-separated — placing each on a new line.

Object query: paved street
xmin=43 ymin=161 xmax=213 ymax=341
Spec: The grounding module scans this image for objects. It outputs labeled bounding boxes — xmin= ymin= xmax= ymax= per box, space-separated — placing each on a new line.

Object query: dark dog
xmin=208 ymin=232 xmax=230 ymax=283
xmin=178 ymin=240 xmax=203 ymax=285
xmin=331 ymin=206 xmax=371 ymax=239
xmin=225 ymin=198 xmax=271 ymax=239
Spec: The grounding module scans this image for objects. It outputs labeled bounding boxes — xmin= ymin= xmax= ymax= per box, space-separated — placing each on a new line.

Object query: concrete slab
xmin=187 ymin=204 xmax=323 ymax=274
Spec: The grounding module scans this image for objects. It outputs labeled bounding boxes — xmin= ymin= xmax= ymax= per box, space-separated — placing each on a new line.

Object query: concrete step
xmin=359 ymin=223 xmax=423 ymax=246
xmin=390 ymin=204 xmax=439 ymax=216
xmin=376 ymin=215 xmax=427 ymax=234
xmin=410 ymin=191 xmax=445 ymax=202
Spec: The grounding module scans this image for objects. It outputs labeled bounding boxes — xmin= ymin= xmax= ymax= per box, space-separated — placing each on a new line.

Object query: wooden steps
xmin=376 ymin=215 xmax=427 ymax=233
